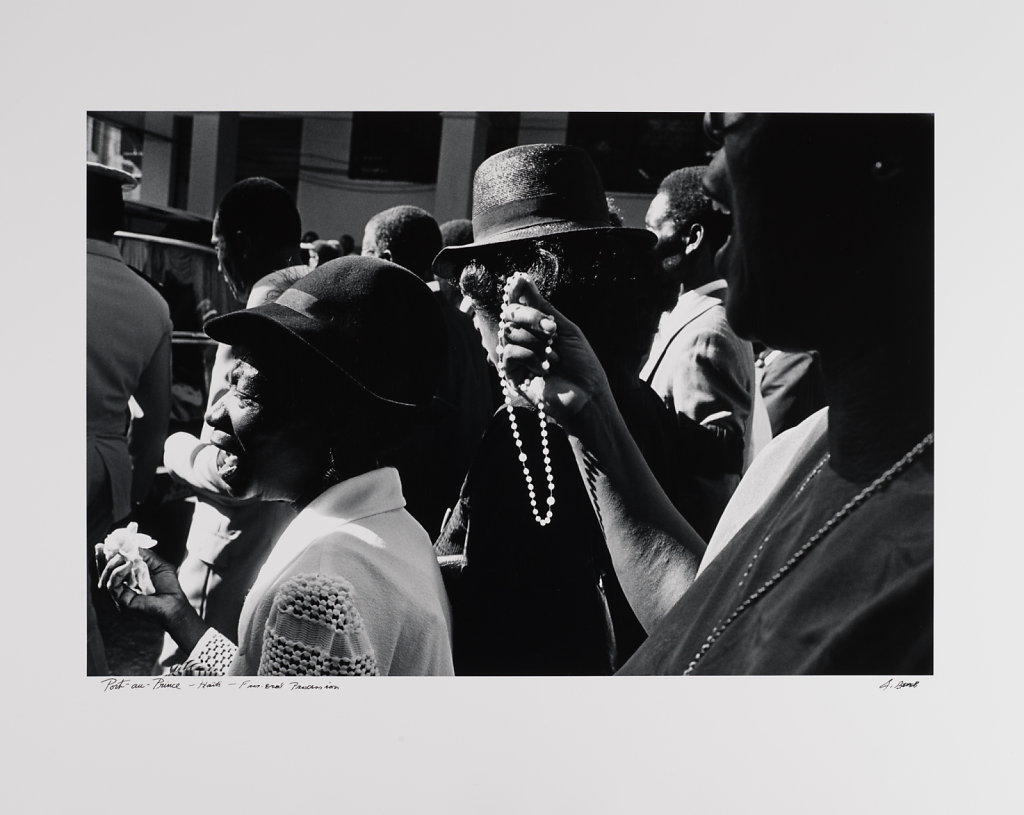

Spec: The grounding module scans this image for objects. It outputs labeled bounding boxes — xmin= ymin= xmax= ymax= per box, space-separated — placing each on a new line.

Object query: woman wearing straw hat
xmin=432 ymin=144 xmax=679 ymax=674
xmin=98 ymin=256 xmax=454 ymax=676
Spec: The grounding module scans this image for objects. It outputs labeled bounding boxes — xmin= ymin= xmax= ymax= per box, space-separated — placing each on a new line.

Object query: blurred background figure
xmin=439 ymin=218 xmax=473 ymax=247
xmin=87 ymin=161 xmax=173 ymax=674
xmin=362 ymin=205 xmax=499 ymax=538
xmin=300 ymin=230 xmax=320 ymax=267
xmin=339 ymin=233 xmax=357 ymax=256
xmin=362 ymin=205 xmax=439 ymax=268
xmin=605 ymin=196 xmax=625 ymax=227
xmin=642 ymin=166 xmax=762 ymax=539
xmin=310 ymin=238 xmax=342 ymax=267
xmin=159 ymin=177 xmax=309 ymax=668
xmin=756 ymin=347 xmax=827 ymax=437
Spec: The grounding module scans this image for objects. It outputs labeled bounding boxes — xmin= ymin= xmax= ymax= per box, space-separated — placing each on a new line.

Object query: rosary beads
xmin=498 ymin=272 xmax=556 ymax=526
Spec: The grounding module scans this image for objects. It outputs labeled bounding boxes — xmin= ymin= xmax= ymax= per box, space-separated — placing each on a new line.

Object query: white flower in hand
xmin=96 ymin=522 xmax=158 ymax=596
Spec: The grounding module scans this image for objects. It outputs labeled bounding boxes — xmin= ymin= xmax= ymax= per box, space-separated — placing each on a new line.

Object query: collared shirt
xmin=174 ymin=468 xmax=454 ymax=676
xmin=690 ymin=278 xmax=729 ymax=299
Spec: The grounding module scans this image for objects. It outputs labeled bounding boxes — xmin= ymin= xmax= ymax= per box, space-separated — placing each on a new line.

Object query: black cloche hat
xmin=205 ymin=256 xmax=444 ymax=410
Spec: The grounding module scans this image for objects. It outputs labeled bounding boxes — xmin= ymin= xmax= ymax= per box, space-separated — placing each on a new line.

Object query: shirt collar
xmin=237 ymin=466 xmax=409 ymax=645
xmin=692 ymin=279 xmax=728 ymax=298
xmin=303 ymin=466 xmax=407 ymax=526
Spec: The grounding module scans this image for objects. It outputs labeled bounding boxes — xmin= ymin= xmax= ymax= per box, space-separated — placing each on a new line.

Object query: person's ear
xmin=684 ymin=222 xmax=704 ymax=255
xmin=377 ymin=247 xmax=393 ymax=262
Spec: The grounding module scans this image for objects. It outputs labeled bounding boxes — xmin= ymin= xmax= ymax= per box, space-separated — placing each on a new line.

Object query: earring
xmin=871 ymin=157 xmax=900 ymax=180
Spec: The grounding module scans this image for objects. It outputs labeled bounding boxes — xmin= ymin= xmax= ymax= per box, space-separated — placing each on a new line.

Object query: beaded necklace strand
xmin=737 ymin=452 xmax=830 ymax=587
xmin=683 ymin=431 xmax=934 ymax=675
xmin=498 ymin=272 xmax=556 ymax=526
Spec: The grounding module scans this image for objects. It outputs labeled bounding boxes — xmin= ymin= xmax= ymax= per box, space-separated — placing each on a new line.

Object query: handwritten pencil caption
xmin=100 ymin=677 xmax=343 ymax=692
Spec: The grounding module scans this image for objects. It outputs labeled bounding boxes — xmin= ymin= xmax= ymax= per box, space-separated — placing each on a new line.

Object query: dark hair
xmin=657 ymin=166 xmax=730 ymax=253
xmin=459 ymin=233 xmax=676 ymax=371
xmin=339 ymin=234 xmax=355 ymax=254
xmin=217 ymin=177 xmax=302 ymax=252
xmin=365 ymin=206 xmax=442 ymax=281
xmin=439 ymin=218 xmax=474 ymax=247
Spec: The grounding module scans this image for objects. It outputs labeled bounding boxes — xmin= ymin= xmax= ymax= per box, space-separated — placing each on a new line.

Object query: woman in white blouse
xmin=98 ymin=256 xmax=454 ymax=676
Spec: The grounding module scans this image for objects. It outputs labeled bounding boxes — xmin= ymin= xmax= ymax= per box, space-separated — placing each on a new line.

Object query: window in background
xmin=566 ymin=113 xmax=714 ymax=194
xmin=236 ymin=116 xmax=304 ymax=199
xmin=87 ymin=114 xmax=145 ymax=197
xmin=348 ymin=112 xmax=443 ymax=183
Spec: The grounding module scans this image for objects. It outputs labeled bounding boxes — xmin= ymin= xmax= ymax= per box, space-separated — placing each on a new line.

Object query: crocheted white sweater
xmin=170 ymin=573 xmax=380 ymax=676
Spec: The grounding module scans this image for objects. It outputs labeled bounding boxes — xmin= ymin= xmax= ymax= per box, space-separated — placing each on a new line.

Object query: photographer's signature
xmin=878 ymin=678 xmax=920 ymax=690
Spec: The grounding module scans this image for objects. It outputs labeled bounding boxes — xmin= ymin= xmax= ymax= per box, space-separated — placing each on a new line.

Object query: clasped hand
xmin=499 ymin=275 xmax=610 ymax=424
xmin=96 ymin=546 xmax=192 ymax=632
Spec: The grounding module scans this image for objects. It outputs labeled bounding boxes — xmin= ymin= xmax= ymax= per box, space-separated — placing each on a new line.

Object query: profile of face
xmin=360 ymin=225 xmax=388 ymax=262
xmin=211 ymin=214 xmax=247 ymax=303
xmin=702 ymin=113 xmax=877 ymax=351
xmin=204 ymin=348 xmax=330 ymax=503
xmin=645 ymin=191 xmax=690 ymax=283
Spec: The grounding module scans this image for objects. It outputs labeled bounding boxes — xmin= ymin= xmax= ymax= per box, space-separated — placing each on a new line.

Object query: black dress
xmin=435 ymin=407 xmax=639 ymax=675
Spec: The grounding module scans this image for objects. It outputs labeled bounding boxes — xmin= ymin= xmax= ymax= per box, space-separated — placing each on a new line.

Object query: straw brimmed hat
xmin=432 ymin=143 xmax=654 ymax=279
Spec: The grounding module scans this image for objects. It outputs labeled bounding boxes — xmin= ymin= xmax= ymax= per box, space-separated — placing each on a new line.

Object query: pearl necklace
xmin=683 ymin=431 xmax=934 ymax=675
xmin=498 ymin=272 xmax=556 ymax=526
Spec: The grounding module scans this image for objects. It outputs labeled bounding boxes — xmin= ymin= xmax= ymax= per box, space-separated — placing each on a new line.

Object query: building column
xmin=517 ymin=112 xmax=570 ymax=146
xmin=139 ymin=112 xmax=175 ymax=208
xmin=187 ymin=113 xmax=239 ymax=219
xmin=433 ymin=112 xmax=490 ymax=223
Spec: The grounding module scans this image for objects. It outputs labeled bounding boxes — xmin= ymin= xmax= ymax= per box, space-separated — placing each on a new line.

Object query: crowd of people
xmin=87 ymin=112 xmax=933 ymax=677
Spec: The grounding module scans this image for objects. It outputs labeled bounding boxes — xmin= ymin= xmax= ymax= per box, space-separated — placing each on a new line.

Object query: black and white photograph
xmin=86 ymin=110 xmax=933 ymax=679
xmin=4 ymin=2 xmax=1022 ymax=813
